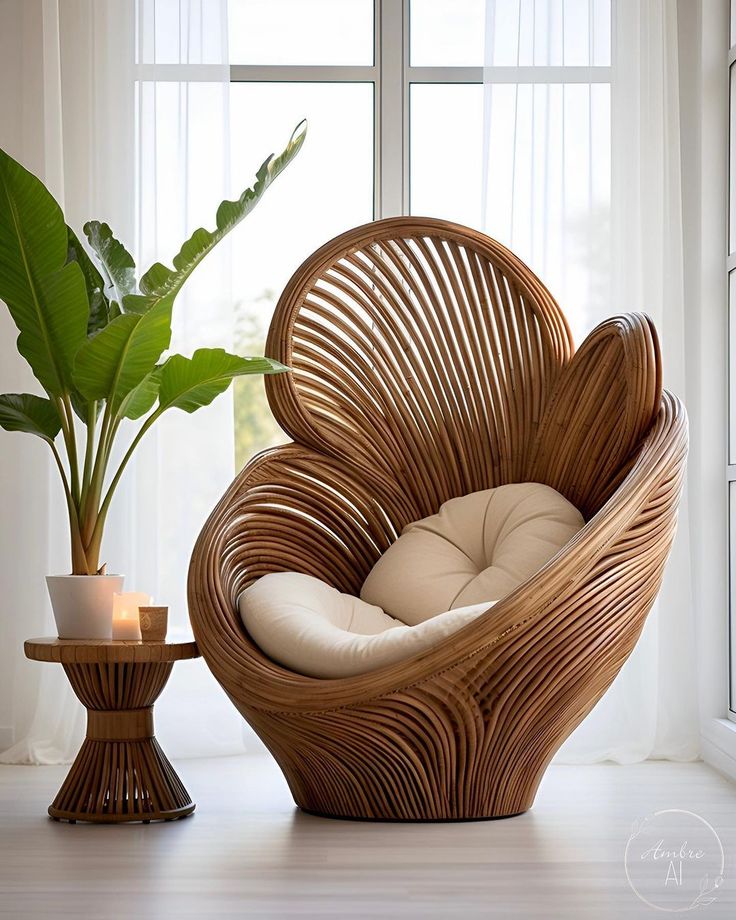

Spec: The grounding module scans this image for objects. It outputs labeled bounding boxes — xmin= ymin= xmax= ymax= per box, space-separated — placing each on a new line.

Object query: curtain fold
xmin=481 ymin=0 xmax=698 ymax=763
xmin=0 ymin=0 xmax=136 ymax=764
xmin=0 ymin=0 xmax=250 ymax=763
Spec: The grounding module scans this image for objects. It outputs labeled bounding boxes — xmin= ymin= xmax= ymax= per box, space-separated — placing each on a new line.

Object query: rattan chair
xmin=188 ymin=217 xmax=687 ymax=821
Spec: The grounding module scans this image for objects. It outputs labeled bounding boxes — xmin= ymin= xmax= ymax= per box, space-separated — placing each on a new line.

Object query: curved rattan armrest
xmin=188 ymin=442 xmax=406 ymax=708
xmin=188 ymin=391 xmax=686 ymax=714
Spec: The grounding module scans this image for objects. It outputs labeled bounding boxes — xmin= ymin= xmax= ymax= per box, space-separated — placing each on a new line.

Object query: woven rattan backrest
xmin=265 ymin=218 xmax=573 ymax=522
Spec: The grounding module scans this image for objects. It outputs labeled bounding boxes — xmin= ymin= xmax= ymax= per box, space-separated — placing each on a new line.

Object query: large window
xmin=229 ymin=0 xmax=612 ymax=466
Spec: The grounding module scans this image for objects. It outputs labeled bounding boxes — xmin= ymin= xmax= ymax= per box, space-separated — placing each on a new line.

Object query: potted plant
xmin=0 ymin=122 xmax=306 ymax=638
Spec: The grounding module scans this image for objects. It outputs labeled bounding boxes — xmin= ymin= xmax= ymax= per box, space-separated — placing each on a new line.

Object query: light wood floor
xmin=0 ymin=757 xmax=734 ymax=919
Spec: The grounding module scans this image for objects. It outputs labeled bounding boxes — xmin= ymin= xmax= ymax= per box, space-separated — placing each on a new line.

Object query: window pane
xmin=410 ymin=84 xmax=484 ymax=225
xmin=411 ymin=81 xmax=611 ymax=343
xmin=229 ymin=83 xmax=374 ymax=468
xmin=228 ymin=0 xmax=374 ymax=65
xmin=138 ymin=0 xmax=227 ymax=64
xmin=410 ymin=0 xmax=485 ymax=66
xmin=486 ymin=81 xmax=610 ymax=341
xmin=410 ymin=0 xmax=611 ymax=67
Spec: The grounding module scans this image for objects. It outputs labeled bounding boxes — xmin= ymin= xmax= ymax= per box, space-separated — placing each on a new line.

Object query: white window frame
xmin=728 ymin=19 xmax=736 ymax=721
xmin=228 ymin=0 xmax=612 ymax=219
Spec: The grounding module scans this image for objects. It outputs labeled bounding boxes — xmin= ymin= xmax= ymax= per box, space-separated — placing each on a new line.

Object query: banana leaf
xmin=0 ymin=393 xmax=62 ymax=442
xmin=157 ymin=348 xmax=287 ymax=414
xmin=0 ymin=150 xmax=89 ymax=395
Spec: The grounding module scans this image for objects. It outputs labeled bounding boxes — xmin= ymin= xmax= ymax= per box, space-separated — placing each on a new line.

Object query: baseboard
xmin=701 ymin=718 xmax=736 ymax=783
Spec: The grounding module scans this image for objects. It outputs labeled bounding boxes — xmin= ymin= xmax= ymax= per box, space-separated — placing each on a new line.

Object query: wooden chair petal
xmin=527 ymin=312 xmax=662 ymax=519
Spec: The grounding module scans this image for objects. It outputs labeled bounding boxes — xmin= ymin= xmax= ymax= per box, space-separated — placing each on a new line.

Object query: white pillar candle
xmin=111 ymin=592 xmax=151 ymax=641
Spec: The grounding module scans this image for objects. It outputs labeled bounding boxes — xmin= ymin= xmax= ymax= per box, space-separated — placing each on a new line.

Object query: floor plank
xmin=1 ymin=758 xmax=735 ymax=918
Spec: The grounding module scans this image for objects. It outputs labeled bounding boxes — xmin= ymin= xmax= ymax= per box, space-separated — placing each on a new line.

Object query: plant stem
xmin=52 ymin=394 xmax=73 ymax=473
xmin=50 ymin=441 xmax=90 ymax=574
xmin=81 ymin=399 xmax=97 ymax=501
xmin=49 ymin=440 xmax=72 ymax=505
xmin=62 ymin=394 xmax=81 ymax=503
xmin=86 ymin=408 xmax=162 ymax=564
xmin=53 ymin=394 xmax=70 ymax=441
xmin=78 ymin=400 xmax=102 ymax=552
xmin=54 ymin=393 xmax=81 ymax=506
xmin=84 ymin=402 xmax=114 ymax=539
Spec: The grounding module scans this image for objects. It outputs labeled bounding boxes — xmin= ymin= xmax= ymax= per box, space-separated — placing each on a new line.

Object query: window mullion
xmin=377 ymin=0 xmax=405 ymax=217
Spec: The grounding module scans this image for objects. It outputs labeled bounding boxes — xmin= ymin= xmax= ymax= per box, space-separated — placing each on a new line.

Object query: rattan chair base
xmin=298 ymin=807 xmax=526 ymax=823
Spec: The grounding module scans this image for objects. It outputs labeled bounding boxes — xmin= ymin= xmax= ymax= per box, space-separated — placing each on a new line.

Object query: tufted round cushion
xmin=360 ymin=483 xmax=584 ymax=625
xmin=239 ymin=483 xmax=583 ymax=679
xmin=240 ymin=572 xmax=494 ymax=680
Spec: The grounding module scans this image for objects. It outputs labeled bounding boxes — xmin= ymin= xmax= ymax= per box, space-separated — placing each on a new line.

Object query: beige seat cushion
xmin=239 ymin=483 xmax=583 ymax=679
xmin=240 ymin=572 xmax=494 ymax=680
xmin=360 ymin=482 xmax=584 ymax=625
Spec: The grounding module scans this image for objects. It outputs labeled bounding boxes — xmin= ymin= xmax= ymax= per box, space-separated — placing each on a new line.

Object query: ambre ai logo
xmin=625 ymin=809 xmax=724 ymax=912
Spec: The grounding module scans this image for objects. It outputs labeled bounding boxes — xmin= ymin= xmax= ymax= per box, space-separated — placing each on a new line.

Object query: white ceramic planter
xmin=46 ymin=575 xmax=125 ymax=639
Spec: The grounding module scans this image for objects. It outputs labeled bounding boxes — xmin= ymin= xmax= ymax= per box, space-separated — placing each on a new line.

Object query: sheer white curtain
xmin=0 ymin=0 xmax=701 ymax=767
xmin=133 ymin=0 xmax=250 ymax=758
xmin=0 ymin=0 xmax=138 ymax=763
xmin=0 ymin=0 xmax=251 ymax=763
xmin=482 ymin=0 xmax=698 ymax=762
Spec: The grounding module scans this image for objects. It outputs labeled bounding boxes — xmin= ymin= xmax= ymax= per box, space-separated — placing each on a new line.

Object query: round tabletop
xmin=25 ymin=637 xmax=199 ymax=664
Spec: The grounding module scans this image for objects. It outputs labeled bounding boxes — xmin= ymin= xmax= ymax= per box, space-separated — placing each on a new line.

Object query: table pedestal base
xmin=46 ymin=661 xmax=195 ymax=823
xmin=48 ymin=736 xmax=195 ymax=823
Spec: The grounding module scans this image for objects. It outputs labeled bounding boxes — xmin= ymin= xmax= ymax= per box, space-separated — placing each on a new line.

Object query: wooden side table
xmin=25 ymin=638 xmax=199 ymax=823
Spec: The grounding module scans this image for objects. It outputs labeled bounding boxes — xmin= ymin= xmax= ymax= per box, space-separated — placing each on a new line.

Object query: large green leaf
xmin=118 ymin=367 xmax=162 ymax=420
xmin=0 ymin=393 xmax=62 ymax=442
xmin=0 ymin=149 xmax=89 ymax=395
xmin=66 ymin=226 xmax=110 ymax=334
xmin=125 ymin=121 xmax=307 ymax=315
xmin=83 ymin=220 xmax=136 ymax=308
xmin=73 ymin=297 xmax=173 ymax=413
xmin=66 ymin=227 xmax=115 ymax=421
xmin=157 ymin=348 xmax=287 ymax=414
